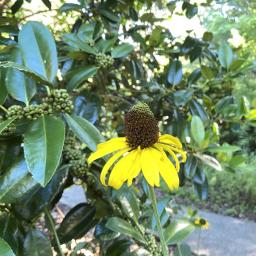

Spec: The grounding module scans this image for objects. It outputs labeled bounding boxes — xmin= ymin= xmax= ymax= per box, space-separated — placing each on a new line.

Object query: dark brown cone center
xmin=124 ymin=109 xmax=159 ymax=149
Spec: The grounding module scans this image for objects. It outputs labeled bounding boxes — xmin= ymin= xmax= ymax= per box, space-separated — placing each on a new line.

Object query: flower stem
xmin=148 ymin=185 xmax=169 ymax=256
xmin=44 ymin=207 xmax=64 ymax=256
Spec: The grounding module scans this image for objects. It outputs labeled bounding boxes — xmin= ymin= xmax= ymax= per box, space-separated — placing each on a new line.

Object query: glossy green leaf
xmin=11 ymin=0 xmax=23 ymax=14
xmin=0 ymin=158 xmax=38 ymax=203
xmin=0 ymin=212 xmax=21 ymax=254
xmin=167 ymin=60 xmax=183 ymax=86
xmin=173 ymin=89 xmax=193 ymax=107
xmin=18 ymin=21 xmax=58 ymax=82
xmin=6 ymin=47 xmax=36 ymax=104
xmin=191 ymin=116 xmax=205 ymax=146
xmin=0 ymin=68 xmax=7 ymax=105
xmin=62 ymin=34 xmax=96 ymax=54
xmin=98 ymin=9 xmax=120 ymax=23
xmin=13 ymin=166 xmax=68 ymax=221
xmin=174 ymin=244 xmax=192 ymax=256
xmin=0 ymin=61 xmax=53 ymax=86
xmin=105 ymin=239 xmax=132 ymax=256
xmin=164 ymin=220 xmax=195 ymax=245
xmin=59 ymin=3 xmax=81 ymax=12
xmin=94 ymin=221 xmax=120 ymax=241
xmin=24 ymin=116 xmax=65 ymax=186
xmin=194 ymin=153 xmax=222 ymax=171
xmin=0 ymin=239 xmax=15 ymax=256
xmin=115 ymin=186 xmax=140 ymax=223
xmin=96 ymin=38 xmax=117 ymax=53
xmin=41 ymin=0 xmax=51 ymax=10
xmin=66 ymin=66 xmax=98 ymax=91
xmin=189 ymin=99 xmax=208 ymax=122
xmin=64 ymin=114 xmax=102 ymax=151
xmin=57 ymin=203 xmax=96 ymax=244
xmin=111 ymin=43 xmax=134 ymax=58
xmin=207 ymin=144 xmax=241 ymax=153
xmin=106 ymin=217 xmax=146 ymax=243
xmin=0 ymin=117 xmax=16 ymax=135
xmin=218 ymin=42 xmax=233 ymax=69
xmin=24 ymin=230 xmax=52 ymax=256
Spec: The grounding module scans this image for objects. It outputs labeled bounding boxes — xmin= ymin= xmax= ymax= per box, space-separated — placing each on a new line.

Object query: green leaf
xmin=18 ymin=21 xmax=58 ymax=82
xmin=0 ymin=212 xmax=21 ymax=254
xmin=191 ymin=116 xmax=205 ymax=146
xmin=105 ymin=239 xmax=132 ymax=256
xmin=59 ymin=3 xmax=82 ymax=12
xmin=6 ymin=47 xmax=36 ymax=104
xmin=106 ymin=217 xmax=146 ymax=243
xmin=111 ymin=43 xmax=134 ymax=58
xmin=115 ymin=186 xmax=140 ymax=223
xmin=164 ymin=220 xmax=195 ymax=245
xmin=0 ymin=61 xmax=53 ymax=86
xmin=201 ymin=65 xmax=215 ymax=80
xmin=0 ymin=68 xmax=7 ymax=105
xmin=13 ymin=166 xmax=68 ymax=221
xmin=66 ymin=66 xmax=98 ymax=91
xmin=98 ymin=9 xmax=120 ymax=23
xmin=96 ymin=38 xmax=117 ymax=53
xmin=64 ymin=114 xmax=102 ymax=151
xmin=194 ymin=153 xmax=222 ymax=171
xmin=173 ymin=89 xmax=193 ymax=107
xmin=189 ymin=99 xmax=208 ymax=122
xmin=24 ymin=116 xmax=65 ymax=186
xmin=0 ymin=238 xmax=15 ymax=256
xmin=11 ymin=0 xmax=23 ymax=14
xmin=0 ymin=158 xmax=38 ymax=203
xmin=218 ymin=42 xmax=233 ymax=69
xmin=0 ymin=117 xmax=16 ymax=135
xmin=24 ymin=230 xmax=52 ymax=256
xmin=62 ymin=34 xmax=96 ymax=54
xmin=41 ymin=0 xmax=51 ymax=10
xmin=207 ymin=144 xmax=241 ymax=153
xmin=174 ymin=244 xmax=192 ymax=256
xmin=57 ymin=203 xmax=96 ymax=244
xmin=167 ymin=60 xmax=183 ymax=86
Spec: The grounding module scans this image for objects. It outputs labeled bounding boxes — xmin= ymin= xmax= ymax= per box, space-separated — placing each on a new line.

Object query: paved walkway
xmin=60 ymin=185 xmax=256 ymax=256
xmin=186 ymin=210 xmax=256 ymax=256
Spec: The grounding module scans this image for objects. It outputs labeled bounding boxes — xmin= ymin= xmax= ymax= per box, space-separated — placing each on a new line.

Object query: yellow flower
xmin=194 ymin=218 xmax=209 ymax=229
xmin=88 ymin=103 xmax=186 ymax=190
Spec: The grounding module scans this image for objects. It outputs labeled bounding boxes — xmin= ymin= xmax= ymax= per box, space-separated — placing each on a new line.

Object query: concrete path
xmin=186 ymin=210 xmax=256 ymax=256
xmin=60 ymin=185 xmax=256 ymax=256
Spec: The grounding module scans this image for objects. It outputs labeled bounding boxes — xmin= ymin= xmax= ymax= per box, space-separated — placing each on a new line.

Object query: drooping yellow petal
xmin=141 ymin=148 xmax=160 ymax=187
xmin=159 ymin=154 xmax=179 ymax=190
xmin=100 ymin=148 xmax=129 ymax=186
xmin=155 ymin=144 xmax=180 ymax=172
xmin=127 ymin=148 xmax=141 ymax=186
xmin=88 ymin=138 xmax=128 ymax=164
xmin=156 ymin=142 xmax=187 ymax=162
xmin=108 ymin=150 xmax=137 ymax=189
xmin=159 ymin=134 xmax=182 ymax=149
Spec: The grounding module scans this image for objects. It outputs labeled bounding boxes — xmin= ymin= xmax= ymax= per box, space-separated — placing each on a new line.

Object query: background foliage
xmin=0 ymin=0 xmax=255 ymax=255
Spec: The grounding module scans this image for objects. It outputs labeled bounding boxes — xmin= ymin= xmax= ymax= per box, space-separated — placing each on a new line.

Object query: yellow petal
xmin=156 ymin=142 xmax=187 ymax=163
xmin=159 ymin=155 xmax=179 ymax=190
xmin=155 ymin=144 xmax=180 ymax=172
xmin=97 ymin=137 xmax=126 ymax=149
xmin=108 ymin=150 xmax=137 ymax=189
xmin=88 ymin=138 xmax=128 ymax=164
xmin=100 ymin=148 xmax=129 ymax=186
xmin=127 ymin=148 xmax=141 ymax=186
xmin=141 ymin=148 xmax=160 ymax=187
xmin=159 ymin=134 xmax=182 ymax=149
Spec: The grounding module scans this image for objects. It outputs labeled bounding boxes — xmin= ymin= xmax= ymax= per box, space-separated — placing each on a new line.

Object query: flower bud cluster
xmin=146 ymin=234 xmax=161 ymax=256
xmin=43 ymin=89 xmax=73 ymax=113
xmin=7 ymin=104 xmax=52 ymax=120
xmin=95 ymin=53 xmax=114 ymax=68
xmin=63 ymin=133 xmax=87 ymax=178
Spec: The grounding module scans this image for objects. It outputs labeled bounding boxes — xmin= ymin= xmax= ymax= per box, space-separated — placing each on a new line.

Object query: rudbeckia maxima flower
xmin=88 ymin=103 xmax=186 ymax=190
